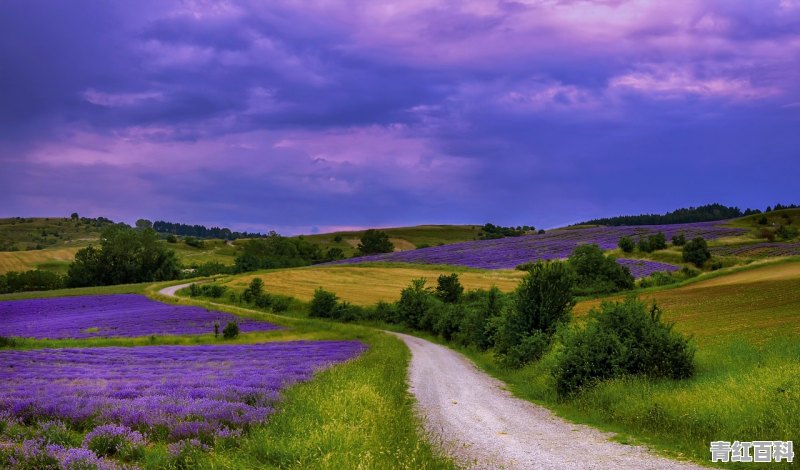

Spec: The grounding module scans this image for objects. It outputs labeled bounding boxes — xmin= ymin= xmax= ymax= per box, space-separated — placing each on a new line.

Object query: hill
xmin=578 ymin=203 xmax=755 ymax=226
xmin=296 ymin=225 xmax=483 ymax=257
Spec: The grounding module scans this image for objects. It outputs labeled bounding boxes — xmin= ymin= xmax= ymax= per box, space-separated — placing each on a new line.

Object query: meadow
xmin=446 ymin=260 xmax=800 ymax=467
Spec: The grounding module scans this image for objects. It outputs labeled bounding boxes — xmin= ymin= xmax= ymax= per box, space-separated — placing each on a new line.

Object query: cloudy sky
xmin=1 ymin=1 xmax=798 ymax=234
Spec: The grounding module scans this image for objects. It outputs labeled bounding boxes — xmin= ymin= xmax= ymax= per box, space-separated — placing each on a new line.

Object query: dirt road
xmin=391 ymin=332 xmax=704 ymax=469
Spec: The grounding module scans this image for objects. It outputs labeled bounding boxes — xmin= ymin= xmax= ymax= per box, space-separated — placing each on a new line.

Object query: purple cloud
xmin=1 ymin=0 xmax=798 ymax=233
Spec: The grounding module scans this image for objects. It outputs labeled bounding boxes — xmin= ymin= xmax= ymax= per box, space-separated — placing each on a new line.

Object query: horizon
xmin=2 ymin=1 xmax=799 ymax=233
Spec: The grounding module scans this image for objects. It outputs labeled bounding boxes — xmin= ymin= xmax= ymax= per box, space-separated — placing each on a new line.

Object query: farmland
xmin=227 ymin=264 xmax=525 ymax=305
xmin=328 ymin=221 xmax=744 ymax=270
xmin=0 ymin=288 xmax=455 ymax=469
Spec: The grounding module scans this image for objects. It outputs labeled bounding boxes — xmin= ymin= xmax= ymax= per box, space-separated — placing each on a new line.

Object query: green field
xmin=452 ymin=260 xmax=800 ymax=467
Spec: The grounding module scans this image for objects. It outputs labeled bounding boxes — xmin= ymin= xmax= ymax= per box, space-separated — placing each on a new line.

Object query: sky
xmin=1 ymin=0 xmax=799 ymax=235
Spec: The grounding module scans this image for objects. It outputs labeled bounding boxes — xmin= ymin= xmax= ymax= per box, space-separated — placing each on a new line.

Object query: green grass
xmin=0 ymin=282 xmax=150 ymax=300
xmin=1 ymin=285 xmax=454 ymax=469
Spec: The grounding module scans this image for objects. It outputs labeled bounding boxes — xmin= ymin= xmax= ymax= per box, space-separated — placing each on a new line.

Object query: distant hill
xmin=579 ymin=203 xmax=759 ymax=226
xmin=297 ymin=225 xmax=483 ymax=257
xmin=0 ymin=216 xmax=120 ymax=251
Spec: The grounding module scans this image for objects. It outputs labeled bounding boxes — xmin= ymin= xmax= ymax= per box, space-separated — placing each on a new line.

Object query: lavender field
xmin=0 ymin=341 xmax=365 ymax=466
xmin=329 ymin=221 xmax=742 ymax=271
xmin=710 ymin=242 xmax=800 ymax=258
xmin=0 ymin=294 xmax=281 ymax=339
xmin=615 ymin=259 xmax=680 ymax=278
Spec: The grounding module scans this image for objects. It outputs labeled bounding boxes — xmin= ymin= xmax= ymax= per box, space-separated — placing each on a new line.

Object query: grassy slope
xmin=455 ymin=261 xmax=800 ymax=468
xmin=226 ymin=264 xmax=524 ymax=305
xmin=298 ymin=225 xmax=482 ymax=257
xmin=1 ymin=284 xmax=454 ymax=469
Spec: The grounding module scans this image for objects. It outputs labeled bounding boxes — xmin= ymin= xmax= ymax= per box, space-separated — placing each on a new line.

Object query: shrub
xmin=671 ymin=233 xmax=686 ymax=246
xmin=242 ymin=278 xmax=264 ymax=303
xmin=325 ymin=247 xmax=345 ymax=261
xmin=758 ymin=216 xmax=768 ymax=225
xmin=758 ymin=228 xmax=776 ymax=242
xmin=83 ymin=424 xmax=145 ymax=460
xmin=357 ymin=229 xmax=394 ymax=255
xmin=618 ymin=236 xmax=634 ymax=253
xmin=637 ymin=237 xmax=653 ymax=253
xmin=553 ymin=297 xmax=695 ymax=397
xmin=457 ymin=287 xmax=505 ymax=350
xmin=184 ymin=237 xmax=204 ymax=249
xmin=333 ymin=235 xmax=343 ymax=243
xmin=270 ymin=296 xmax=292 ymax=313
xmin=435 ymin=273 xmax=463 ymax=303
xmin=396 ymin=279 xmax=436 ymax=330
xmin=709 ymin=259 xmax=724 ymax=271
xmin=213 ymin=322 xmax=219 ymax=338
xmin=682 ymin=237 xmax=711 ymax=267
xmin=166 ymin=234 xmax=178 ymax=243
xmin=222 ymin=321 xmax=239 ymax=339
xmin=0 ymin=336 xmax=17 ymax=348
xmin=567 ymin=244 xmax=634 ymax=295
xmin=777 ymin=225 xmax=799 ymax=240
xmin=495 ymin=261 xmax=574 ymax=368
xmin=648 ymin=232 xmax=667 ymax=251
xmin=309 ymin=288 xmax=338 ymax=318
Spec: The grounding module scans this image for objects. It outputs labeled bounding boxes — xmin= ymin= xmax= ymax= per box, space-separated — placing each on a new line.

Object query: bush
xmin=357 ymin=229 xmax=394 ymax=255
xmin=648 ymin=232 xmax=667 ymax=251
xmin=188 ymin=283 xmax=226 ymax=298
xmin=309 ymin=288 xmax=338 ymax=318
xmin=333 ymin=235 xmax=343 ymax=243
xmin=325 ymin=247 xmax=345 ymax=261
xmin=758 ymin=216 xmax=768 ymax=225
xmin=396 ymin=279 xmax=436 ymax=330
xmin=270 ymin=296 xmax=292 ymax=313
xmin=242 ymin=278 xmax=265 ymax=303
xmin=637 ymin=237 xmax=653 ymax=253
xmin=457 ymin=287 xmax=505 ymax=350
xmin=682 ymin=237 xmax=711 ymax=267
xmin=83 ymin=424 xmax=145 ymax=460
xmin=0 ymin=336 xmax=17 ymax=348
xmin=0 ymin=269 xmax=64 ymax=294
xmin=777 ymin=225 xmax=799 ymax=240
xmin=671 ymin=233 xmax=686 ymax=246
xmin=709 ymin=259 xmax=723 ymax=271
xmin=184 ymin=237 xmax=204 ymax=249
xmin=495 ymin=261 xmax=574 ymax=367
xmin=434 ymin=273 xmax=463 ymax=303
xmin=618 ymin=236 xmax=634 ymax=253
xmin=567 ymin=244 xmax=634 ymax=295
xmin=222 ymin=321 xmax=239 ymax=339
xmin=554 ymin=297 xmax=695 ymax=397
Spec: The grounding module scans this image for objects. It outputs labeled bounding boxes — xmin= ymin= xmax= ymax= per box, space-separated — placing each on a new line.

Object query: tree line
xmin=580 ymin=203 xmax=759 ymax=226
xmin=151 ymin=220 xmax=269 ymax=240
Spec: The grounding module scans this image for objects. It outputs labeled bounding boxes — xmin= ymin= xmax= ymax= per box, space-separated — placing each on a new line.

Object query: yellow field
xmin=0 ymin=247 xmax=81 ymax=274
xmin=227 ymin=266 xmax=525 ymax=305
xmin=574 ymin=261 xmax=800 ymax=344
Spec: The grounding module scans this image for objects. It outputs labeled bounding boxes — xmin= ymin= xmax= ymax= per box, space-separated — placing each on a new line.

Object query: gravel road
xmin=157 ymin=283 xmax=703 ymax=469
xmin=391 ymin=332 xmax=705 ymax=469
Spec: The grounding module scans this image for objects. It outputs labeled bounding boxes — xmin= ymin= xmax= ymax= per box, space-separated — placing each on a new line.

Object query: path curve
xmin=158 ymin=282 xmax=703 ymax=469
xmin=391 ymin=332 xmax=704 ymax=469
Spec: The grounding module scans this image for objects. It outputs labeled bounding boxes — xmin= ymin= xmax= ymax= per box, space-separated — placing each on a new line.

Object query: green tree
xmin=357 ymin=229 xmax=394 ymax=255
xmin=567 ymin=244 xmax=634 ymax=295
xmin=682 ymin=237 xmax=711 ymax=267
xmin=435 ymin=273 xmax=463 ymax=303
xmin=618 ymin=236 xmax=634 ymax=253
xmin=396 ymin=278 xmax=435 ymax=330
xmin=495 ymin=261 xmax=574 ymax=367
xmin=309 ymin=288 xmax=338 ymax=318
xmin=135 ymin=219 xmax=153 ymax=230
xmin=67 ymin=226 xmax=180 ymax=287
xmin=672 ymin=233 xmax=686 ymax=246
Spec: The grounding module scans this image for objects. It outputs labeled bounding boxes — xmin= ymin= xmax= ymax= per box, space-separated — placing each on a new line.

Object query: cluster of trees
xmin=765 ymin=203 xmax=799 ymax=212
xmin=519 ymin=244 xmax=634 ymax=296
xmin=618 ymin=232 xmax=670 ymax=254
xmin=0 ymin=269 xmax=64 ymax=294
xmin=357 ymin=229 xmax=395 ymax=255
xmin=310 ymin=263 xmax=694 ymax=396
xmin=152 ymin=220 xmax=269 ymax=240
xmin=233 ymin=234 xmax=331 ymax=272
xmin=582 ymin=203 xmax=757 ymax=226
xmin=67 ymin=226 xmax=181 ymax=287
xmin=478 ymin=223 xmax=537 ymax=240
xmin=189 ymin=278 xmax=294 ymax=313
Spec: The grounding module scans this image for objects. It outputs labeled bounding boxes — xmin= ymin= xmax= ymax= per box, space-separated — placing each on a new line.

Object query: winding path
xmin=159 ymin=282 xmax=703 ymax=469
xmin=391 ymin=332 xmax=704 ymax=469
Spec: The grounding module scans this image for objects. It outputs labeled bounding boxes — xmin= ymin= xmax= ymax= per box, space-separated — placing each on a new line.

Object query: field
xmin=0 ymin=246 xmax=82 ymax=275
xmin=227 ymin=264 xmax=525 ymax=305
xmin=0 ymin=217 xmax=104 ymax=251
xmin=0 ymin=288 xmax=454 ymax=469
xmin=455 ymin=260 xmax=800 ymax=466
xmin=328 ymin=221 xmax=744 ymax=270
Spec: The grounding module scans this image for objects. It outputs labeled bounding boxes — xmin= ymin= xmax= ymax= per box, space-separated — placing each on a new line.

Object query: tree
xmin=135 ymin=219 xmax=153 ymax=230
xmin=682 ymin=237 xmax=711 ymax=267
xmin=357 ymin=229 xmax=394 ymax=255
xmin=672 ymin=233 xmax=686 ymax=246
xmin=618 ymin=236 xmax=635 ymax=253
xmin=67 ymin=226 xmax=180 ymax=287
xmin=70 ymin=213 xmax=79 ymax=220
xmin=435 ymin=273 xmax=464 ymax=303
xmin=649 ymin=232 xmax=667 ymax=250
xmin=567 ymin=244 xmax=634 ymax=295
xmin=495 ymin=261 xmax=575 ymax=367
xmin=309 ymin=288 xmax=338 ymax=318
xmin=396 ymin=278 xmax=435 ymax=330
